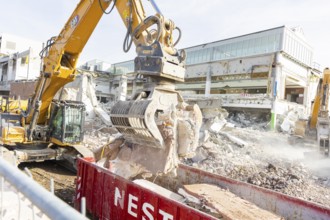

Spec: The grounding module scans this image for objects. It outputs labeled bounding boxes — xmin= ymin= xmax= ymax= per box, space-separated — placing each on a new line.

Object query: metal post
xmin=50 ymin=179 xmax=54 ymax=194
xmin=149 ymin=0 xmax=162 ymax=15
xmin=27 ymin=47 xmax=31 ymax=80
xmin=80 ymin=197 xmax=86 ymax=216
xmin=24 ymin=168 xmax=35 ymax=220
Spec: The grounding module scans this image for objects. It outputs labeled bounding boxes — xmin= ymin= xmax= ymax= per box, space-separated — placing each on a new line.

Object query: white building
xmin=110 ymin=26 xmax=321 ymax=129
xmin=80 ymin=59 xmax=111 ymax=72
xmin=80 ymin=60 xmax=112 ymax=102
xmin=0 ymin=33 xmax=43 ymax=95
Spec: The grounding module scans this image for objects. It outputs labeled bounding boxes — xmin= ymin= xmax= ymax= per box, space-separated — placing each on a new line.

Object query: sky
xmin=1 ymin=0 xmax=330 ymax=69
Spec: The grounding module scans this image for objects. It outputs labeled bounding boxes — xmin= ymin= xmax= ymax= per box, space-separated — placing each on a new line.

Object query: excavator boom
xmin=1 ymin=0 xmax=202 ymax=175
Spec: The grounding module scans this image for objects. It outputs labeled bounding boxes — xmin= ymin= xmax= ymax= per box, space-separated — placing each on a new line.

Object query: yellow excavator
xmin=0 ymin=0 xmax=202 ymax=173
xmin=310 ymin=68 xmax=330 ymax=156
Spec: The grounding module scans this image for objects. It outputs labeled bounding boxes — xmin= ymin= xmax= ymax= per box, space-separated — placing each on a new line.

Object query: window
xmin=21 ymin=56 xmax=28 ymax=65
xmin=5 ymin=41 xmax=16 ymax=50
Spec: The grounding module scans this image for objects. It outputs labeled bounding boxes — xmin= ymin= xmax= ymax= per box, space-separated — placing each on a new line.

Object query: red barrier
xmin=75 ymin=158 xmax=217 ymax=220
xmin=177 ymin=164 xmax=330 ymax=220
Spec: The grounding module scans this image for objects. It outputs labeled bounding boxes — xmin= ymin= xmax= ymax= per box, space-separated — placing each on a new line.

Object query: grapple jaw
xmin=109 ymin=86 xmax=202 ymax=176
xmin=110 ymin=87 xmax=180 ymax=149
xmin=107 ymin=41 xmax=202 ymax=176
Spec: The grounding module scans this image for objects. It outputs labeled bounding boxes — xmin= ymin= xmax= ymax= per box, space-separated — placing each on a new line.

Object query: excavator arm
xmin=26 ymin=0 xmax=112 ymax=140
xmin=26 ymin=0 xmax=186 ymax=141
xmin=18 ymin=0 xmax=201 ymax=175
xmin=310 ymin=68 xmax=330 ymax=156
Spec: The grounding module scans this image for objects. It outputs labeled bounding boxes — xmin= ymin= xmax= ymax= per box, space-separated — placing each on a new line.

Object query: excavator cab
xmin=48 ymin=101 xmax=85 ymax=146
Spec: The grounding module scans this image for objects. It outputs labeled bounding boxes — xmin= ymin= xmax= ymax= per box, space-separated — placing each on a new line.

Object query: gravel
xmin=183 ymin=126 xmax=330 ymax=207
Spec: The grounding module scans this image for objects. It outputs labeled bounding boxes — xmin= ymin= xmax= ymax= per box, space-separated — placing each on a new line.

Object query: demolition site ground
xmin=20 ymin=114 xmax=330 ymax=210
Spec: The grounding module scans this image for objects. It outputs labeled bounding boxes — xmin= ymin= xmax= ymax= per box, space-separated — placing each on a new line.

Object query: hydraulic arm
xmin=310 ymin=68 xmax=330 ymax=156
xmin=1 ymin=0 xmax=201 ymax=174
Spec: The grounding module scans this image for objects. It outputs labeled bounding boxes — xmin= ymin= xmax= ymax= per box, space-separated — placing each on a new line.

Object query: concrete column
xmin=118 ymin=75 xmax=127 ymax=101
xmin=205 ymin=65 xmax=212 ymax=97
xmin=132 ymin=79 xmax=137 ymax=96
xmin=0 ymin=65 xmax=3 ymax=81
xmin=270 ymin=52 xmax=282 ymax=130
xmin=7 ymin=58 xmax=13 ymax=81
xmin=303 ymin=69 xmax=315 ymax=115
xmin=77 ymin=75 xmax=86 ymax=102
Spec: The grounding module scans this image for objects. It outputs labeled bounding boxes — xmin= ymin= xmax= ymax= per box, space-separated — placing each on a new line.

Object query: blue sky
xmin=1 ymin=0 xmax=329 ymax=69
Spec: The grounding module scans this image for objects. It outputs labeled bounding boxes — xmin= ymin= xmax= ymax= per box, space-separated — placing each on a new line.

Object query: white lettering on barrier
xmin=142 ymin=203 xmax=154 ymax=220
xmin=114 ymin=187 xmax=125 ymax=209
xmin=114 ymin=187 xmax=174 ymax=220
xmin=128 ymin=194 xmax=138 ymax=217
xmin=159 ymin=210 xmax=174 ymax=220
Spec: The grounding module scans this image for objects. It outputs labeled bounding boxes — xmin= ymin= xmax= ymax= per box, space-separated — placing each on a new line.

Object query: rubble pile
xmin=183 ymin=109 xmax=330 ymax=207
xmin=227 ymin=111 xmax=270 ymax=130
xmin=82 ymin=91 xmax=330 ymax=208
xmin=83 ymin=117 xmax=118 ymax=151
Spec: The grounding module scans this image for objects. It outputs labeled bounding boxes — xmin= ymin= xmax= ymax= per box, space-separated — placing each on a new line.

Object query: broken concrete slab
xmin=218 ymin=131 xmax=249 ymax=147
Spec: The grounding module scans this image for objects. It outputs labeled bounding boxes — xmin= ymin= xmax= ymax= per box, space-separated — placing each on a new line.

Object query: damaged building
xmin=110 ymin=26 xmax=321 ymax=128
xmin=80 ymin=59 xmax=112 ymax=103
xmin=0 ymin=33 xmax=42 ymax=97
xmin=0 ymin=35 xmax=113 ymax=103
xmin=0 ymin=27 xmax=321 ymax=129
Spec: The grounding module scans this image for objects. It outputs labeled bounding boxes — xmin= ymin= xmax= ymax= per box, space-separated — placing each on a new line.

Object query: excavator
xmin=0 ymin=0 xmax=202 ymax=174
xmin=310 ymin=68 xmax=330 ymax=156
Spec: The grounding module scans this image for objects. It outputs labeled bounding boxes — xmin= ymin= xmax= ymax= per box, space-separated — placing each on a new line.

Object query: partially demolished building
xmin=110 ymin=26 xmax=321 ymax=128
xmin=0 ymin=27 xmax=321 ymax=129
xmin=0 ymin=33 xmax=42 ymax=96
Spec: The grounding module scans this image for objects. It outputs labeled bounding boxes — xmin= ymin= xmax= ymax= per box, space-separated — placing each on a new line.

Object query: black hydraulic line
xmin=98 ymin=0 xmax=117 ymax=14
xmin=173 ymin=26 xmax=182 ymax=46
xmin=322 ymin=84 xmax=328 ymax=106
xmin=123 ymin=0 xmax=134 ymax=53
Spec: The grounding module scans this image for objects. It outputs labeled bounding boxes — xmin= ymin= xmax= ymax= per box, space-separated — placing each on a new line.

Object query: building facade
xmin=80 ymin=60 xmax=112 ymax=103
xmin=110 ymin=26 xmax=321 ymax=128
xmin=0 ymin=33 xmax=43 ymax=95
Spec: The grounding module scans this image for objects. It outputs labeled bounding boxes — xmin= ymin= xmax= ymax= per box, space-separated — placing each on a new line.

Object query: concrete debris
xmin=56 ymin=72 xmax=111 ymax=125
xmin=199 ymin=130 xmax=210 ymax=144
xmin=183 ymin=126 xmax=330 ymax=208
xmin=191 ymin=146 xmax=209 ymax=163
xmin=280 ymin=110 xmax=309 ymax=135
xmin=202 ymin=107 xmax=228 ymax=119
xmin=280 ymin=110 xmax=299 ymax=134
xmin=92 ymin=101 xmax=203 ymax=179
xmin=178 ymin=187 xmax=221 ymax=219
xmin=80 ymin=85 xmax=330 ymax=209
xmin=181 ymin=184 xmax=282 ymax=220
xmin=176 ymin=103 xmax=203 ymax=157
xmin=227 ymin=111 xmax=270 ymax=130
xmin=218 ymin=131 xmax=249 ymax=147
xmin=294 ymin=120 xmax=308 ymax=137
xmin=209 ymin=121 xmax=226 ymax=133
xmin=94 ymin=106 xmax=112 ymax=126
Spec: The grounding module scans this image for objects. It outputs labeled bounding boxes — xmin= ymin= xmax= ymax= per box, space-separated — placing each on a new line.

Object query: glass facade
xmin=110 ymin=60 xmax=134 ymax=75
xmin=111 ymin=26 xmax=313 ymax=74
xmin=186 ymin=32 xmax=282 ymax=65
